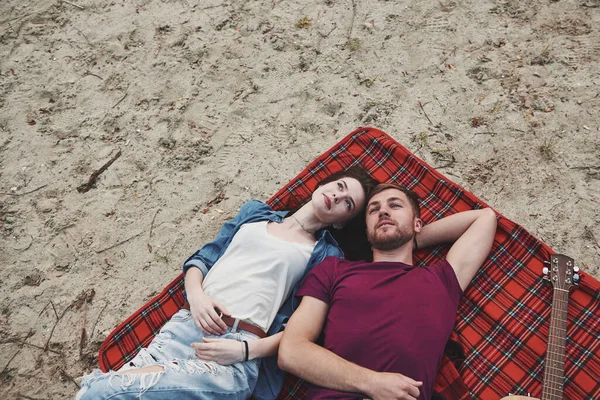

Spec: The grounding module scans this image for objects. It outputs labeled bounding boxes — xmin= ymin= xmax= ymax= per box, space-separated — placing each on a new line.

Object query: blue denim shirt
xmin=183 ymin=200 xmax=343 ymax=400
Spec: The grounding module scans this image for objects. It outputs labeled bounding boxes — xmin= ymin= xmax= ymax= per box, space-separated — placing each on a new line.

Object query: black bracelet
xmin=243 ymin=340 xmax=249 ymax=362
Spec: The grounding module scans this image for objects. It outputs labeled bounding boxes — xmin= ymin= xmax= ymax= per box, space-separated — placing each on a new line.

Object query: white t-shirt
xmin=202 ymin=221 xmax=315 ymax=332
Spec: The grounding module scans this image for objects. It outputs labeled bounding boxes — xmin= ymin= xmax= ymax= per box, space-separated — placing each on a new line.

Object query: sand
xmin=0 ymin=0 xmax=598 ymax=398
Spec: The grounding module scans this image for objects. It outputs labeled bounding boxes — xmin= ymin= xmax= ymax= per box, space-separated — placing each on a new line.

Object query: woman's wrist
xmin=247 ymin=339 xmax=257 ymax=361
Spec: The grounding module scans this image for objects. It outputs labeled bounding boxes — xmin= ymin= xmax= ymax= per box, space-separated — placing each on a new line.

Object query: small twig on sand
xmin=43 ymin=302 xmax=71 ymax=352
xmin=0 ymin=338 xmax=62 ymax=355
xmin=198 ymin=2 xmax=229 ymax=10
xmin=584 ymin=226 xmax=600 ymax=248
xmin=418 ymin=100 xmax=435 ymax=125
xmin=1 ymin=329 xmax=34 ymax=376
xmin=569 ymin=165 xmax=600 ymax=171
xmin=96 ymin=231 xmax=143 ymax=253
xmin=73 ymin=27 xmax=91 ymax=45
xmin=438 ymin=46 xmax=458 ymax=68
xmin=37 ymin=301 xmax=53 ymax=318
xmin=89 ymin=302 xmax=108 ymax=340
xmin=61 ymin=0 xmax=84 ymax=10
xmin=347 ymin=0 xmax=357 ymax=39
xmin=318 ymin=22 xmax=337 ymax=38
xmin=79 ymin=300 xmax=88 ymax=357
xmin=49 ymin=301 xmax=59 ymax=320
xmin=149 ymin=208 xmax=161 ymax=239
xmin=112 ymin=92 xmax=128 ymax=109
xmin=84 ymin=71 xmax=103 ymax=80
xmin=76 ymin=150 xmax=121 ymax=193
xmin=474 ymin=131 xmax=497 ymax=136
xmin=1 ymin=184 xmax=48 ymax=196
xmin=17 ymin=394 xmax=47 ymax=400
xmin=57 ymin=366 xmax=80 ymax=390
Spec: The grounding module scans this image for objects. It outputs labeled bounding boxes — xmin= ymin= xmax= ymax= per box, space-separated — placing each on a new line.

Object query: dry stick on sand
xmin=438 ymin=46 xmax=458 ymax=69
xmin=84 ymin=71 xmax=103 ymax=80
xmin=199 ymin=3 xmax=230 ymax=10
xmin=1 ymin=300 xmax=75 ymax=376
xmin=89 ymin=302 xmax=108 ymax=340
xmin=0 ymin=329 xmax=34 ymax=376
xmin=57 ymin=366 xmax=80 ymax=390
xmin=76 ymin=150 xmax=122 ymax=193
xmin=73 ymin=27 xmax=91 ymax=45
xmin=61 ymin=0 xmax=84 ymax=10
xmin=418 ymin=100 xmax=435 ymax=125
xmin=79 ymin=300 xmax=88 ymax=357
xmin=149 ymin=208 xmax=161 ymax=239
xmin=1 ymin=184 xmax=48 ymax=196
xmin=347 ymin=0 xmax=357 ymax=39
xmin=112 ymin=92 xmax=128 ymax=109
xmin=96 ymin=231 xmax=144 ymax=254
xmin=43 ymin=301 xmax=72 ymax=352
xmin=0 ymin=338 xmax=63 ymax=355
xmin=318 ymin=22 xmax=337 ymax=38
xmin=16 ymin=394 xmax=47 ymax=400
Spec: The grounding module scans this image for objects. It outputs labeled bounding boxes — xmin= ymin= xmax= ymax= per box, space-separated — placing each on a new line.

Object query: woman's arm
xmin=183 ymin=200 xmax=271 ymax=334
xmin=191 ymin=332 xmax=283 ymax=365
xmin=185 ymin=267 xmax=231 ymax=335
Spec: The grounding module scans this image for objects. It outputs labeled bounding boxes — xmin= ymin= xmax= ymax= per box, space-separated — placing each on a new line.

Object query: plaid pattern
xmin=98 ymin=127 xmax=600 ymax=399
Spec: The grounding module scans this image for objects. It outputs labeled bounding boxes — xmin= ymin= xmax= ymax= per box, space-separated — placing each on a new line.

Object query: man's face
xmin=366 ymin=189 xmax=421 ymax=251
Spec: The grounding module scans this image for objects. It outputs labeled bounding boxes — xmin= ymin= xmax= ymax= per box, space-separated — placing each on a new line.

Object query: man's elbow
xmin=277 ymin=335 xmax=294 ymax=371
xmin=481 ymin=208 xmax=497 ymax=247
xmin=481 ymin=208 xmax=497 ymax=226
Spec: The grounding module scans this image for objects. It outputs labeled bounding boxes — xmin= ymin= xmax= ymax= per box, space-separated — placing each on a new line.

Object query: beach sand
xmin=1 ymin=0 xmax=598 ymax=398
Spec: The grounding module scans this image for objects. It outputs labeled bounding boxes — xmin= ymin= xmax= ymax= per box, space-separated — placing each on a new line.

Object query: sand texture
xmin=0 ymin=0 xmax=599 ymax=398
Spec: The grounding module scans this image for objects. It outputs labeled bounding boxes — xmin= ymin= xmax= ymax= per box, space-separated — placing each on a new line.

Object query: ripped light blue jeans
xmin=76 ymin=309 xmax=260 ymax=399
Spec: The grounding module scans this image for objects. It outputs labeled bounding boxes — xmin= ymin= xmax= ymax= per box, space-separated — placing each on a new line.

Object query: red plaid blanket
xmin=98 ymin=127 xmax=600 ymax=399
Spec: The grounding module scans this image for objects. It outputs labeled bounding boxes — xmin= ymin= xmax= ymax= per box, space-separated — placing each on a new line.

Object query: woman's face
xmin=311 ymin=177 xmax=366 ymax=225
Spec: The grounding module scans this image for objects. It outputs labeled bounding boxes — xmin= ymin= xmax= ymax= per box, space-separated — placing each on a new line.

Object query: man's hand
xmin=365 ymin=372 xmax=423 ymax=400
xmin=281 ymin=296 xmax=419 ymax=397
xmin=187 ymin=290 xmax=230 ymax=335
xmin=191 ymin=337 xmax=243 ymax=365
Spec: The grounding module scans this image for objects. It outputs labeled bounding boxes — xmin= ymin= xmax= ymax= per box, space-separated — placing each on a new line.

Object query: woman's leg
xmin=76 ymin=355 xmax=260 ymax=400
xmin=76 ymin=309 xmax=261 ymax=399
xmin=119 ymin=308 xmax=199 ymax=371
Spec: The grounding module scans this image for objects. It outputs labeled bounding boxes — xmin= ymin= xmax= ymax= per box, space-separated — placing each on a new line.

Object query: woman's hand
xmin=187 ymin=290 xmax=230 ymax=335
xmin=191 ymin=337 xmax=245 ymax=365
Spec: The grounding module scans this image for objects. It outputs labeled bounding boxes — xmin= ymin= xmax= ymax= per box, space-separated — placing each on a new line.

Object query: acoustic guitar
xmin=501 ymin=254 xmax=579 ymax=400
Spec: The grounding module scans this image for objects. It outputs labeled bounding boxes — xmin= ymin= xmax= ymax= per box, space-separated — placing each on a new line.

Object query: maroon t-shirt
xmin=296 ymin=256 xmax=463 ymax=400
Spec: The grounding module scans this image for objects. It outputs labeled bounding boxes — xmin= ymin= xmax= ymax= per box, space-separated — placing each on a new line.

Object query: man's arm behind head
xmin=444 ymin=208 xmax=497 ymax=291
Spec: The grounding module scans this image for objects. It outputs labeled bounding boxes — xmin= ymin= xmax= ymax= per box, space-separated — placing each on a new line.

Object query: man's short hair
xmin=367 ymin=183 xmax=420 ymax=219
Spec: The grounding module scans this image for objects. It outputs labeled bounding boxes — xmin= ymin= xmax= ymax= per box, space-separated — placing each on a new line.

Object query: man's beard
xmin=368 ymin=221 xmax=414 ymax=251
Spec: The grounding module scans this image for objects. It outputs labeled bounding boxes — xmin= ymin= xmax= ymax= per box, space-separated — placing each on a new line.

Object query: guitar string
xmin=543 ymin=280 xmax=570 ymax=399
